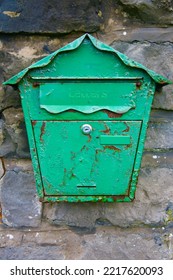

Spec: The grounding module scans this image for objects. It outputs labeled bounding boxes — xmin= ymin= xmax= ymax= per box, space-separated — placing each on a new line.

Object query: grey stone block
xmin=44 ymin=202 xmax=102 ymax=229
xmin=111 ymin=41 xmax=173 ymax=110
xmin=145 ymin=121 xmax=173 ymax=150
xmin=1 ymin=108 xmax=30 ymax=158
xmin=0 ymin=119 xmax=16 ymax=157
xmin=0 ymin=244 xmax=64 ymax=260
xmin=101 ymin=28 xmax=173 ymax=44
xmin=142 ymin=151 xmax=173 ymax=169
xmin=119 ymin=0 xmax=173 ymax=25
xmin=43 ymin=168 xmax=173 ymax=228
xmin=0 ymin=85 xmax=20 ymax=113
xmin=0 ymin=158 xmax=5 ymax=179
xmin=0 ymin=170 xmax=42 ymax=227
xmin=0 ymin=231 xmax=22 ymax=248
xmin=0 ymin=0 xmax=106 ymax=33
xmin=0 ymin=227 xmax=172 ymax=259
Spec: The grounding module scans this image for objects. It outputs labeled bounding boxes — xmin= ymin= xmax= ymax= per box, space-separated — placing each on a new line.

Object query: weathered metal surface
xmin=32 ymin=121 xmax=141 ymax=197
xmin=39 ymin=80 xmax=137 ymax=114
xmin=3 ymin=34 xmax=171 ymax=202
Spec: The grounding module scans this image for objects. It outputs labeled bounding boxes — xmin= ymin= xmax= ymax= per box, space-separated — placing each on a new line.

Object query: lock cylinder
xmin=81 ymin=124 xmax=92 ymax=135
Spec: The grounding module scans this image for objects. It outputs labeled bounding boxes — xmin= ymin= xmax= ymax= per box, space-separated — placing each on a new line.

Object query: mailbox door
xmin=33 ymin=121 xmax=141 ymax=197
xmin=33 ymin=121 xmax=141 ymax=196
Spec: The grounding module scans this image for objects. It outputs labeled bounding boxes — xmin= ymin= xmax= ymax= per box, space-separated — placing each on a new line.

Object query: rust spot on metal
xmin=71 ymin=152 xmax=76 ymax=160
xmin=40 ymin=122 xmax=46 ymax=142
xmin=104 ymin=145 xmax=120 ymax=152
xmin=125 ymin=143 xmax=132 ymax=149
xmin=60 ymin=168 xmax=67 ymax=186
xmin=32 ymin=82 xmax=39 ymax=88
xmin=136 ymin=81 xmax=142 ymax=90
xmin=101 ymin=124 xmax=110 ymax=134
xmin=95 ymin=149 xmax=104 ymax=162
xmin=32 ymin=120 xmax=37 ymax=126
xmin=81 ymin=145 xmax=86 ymax=152
xmin=96 ymin=149 xmax=104 ymax=155
xmin=122 ymin=123 xmax=130 ymax=132
xmin=103 ymin=109 xmax=122 ymax=118
xmin=68 ymin=109 xmax=76 ymax=113
xmin=111 ymin=195 xmax=126 ymax=202
xmin=87 ymin=134 xmax=92 ymax=142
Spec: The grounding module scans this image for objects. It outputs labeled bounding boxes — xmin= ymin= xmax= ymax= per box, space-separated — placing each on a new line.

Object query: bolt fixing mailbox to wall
xmin=3 ymin=34 xmax=171 ymax=203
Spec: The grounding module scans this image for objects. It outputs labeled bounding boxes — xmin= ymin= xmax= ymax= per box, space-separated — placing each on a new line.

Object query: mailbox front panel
xmin=32 ymin=121 xmax=141 ymax=199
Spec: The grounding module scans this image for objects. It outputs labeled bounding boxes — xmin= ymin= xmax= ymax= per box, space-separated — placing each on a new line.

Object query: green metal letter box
xmin=4 ymin=34 xmax=171 ymax=202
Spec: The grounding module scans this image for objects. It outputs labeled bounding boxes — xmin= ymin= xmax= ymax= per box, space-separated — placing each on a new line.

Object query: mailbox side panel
xmin=19 ymin=82 xmax=44 ymax=200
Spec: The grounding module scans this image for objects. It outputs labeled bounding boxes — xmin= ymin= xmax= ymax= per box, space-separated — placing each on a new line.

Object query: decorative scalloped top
xmin=3 ymin=33 xmax=172 ymax=86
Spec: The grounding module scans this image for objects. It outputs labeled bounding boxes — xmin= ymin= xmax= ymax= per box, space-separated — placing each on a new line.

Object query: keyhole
xmin=81 ymin=124 xmax=92 ymax=135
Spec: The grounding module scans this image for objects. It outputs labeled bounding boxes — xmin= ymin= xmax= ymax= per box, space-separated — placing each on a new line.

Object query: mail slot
xmin=3 ymin=34 xmax=171 ymax=202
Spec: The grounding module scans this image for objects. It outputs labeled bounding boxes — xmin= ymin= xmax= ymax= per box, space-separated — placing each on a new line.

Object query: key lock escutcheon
xmin=81 ymin=124 xmax=92 ymax=135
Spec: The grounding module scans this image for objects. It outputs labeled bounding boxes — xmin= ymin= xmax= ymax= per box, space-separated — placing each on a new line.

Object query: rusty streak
xmin=68 ymin=109 xmax=76 ymax=113
xmin=81 ymin=145 xmax=86 ymax=152
xmin=136 ymin=81 xmax=142 ymax=90
xmin=32 ymin=82 xmax=39 ymax=88
xmin=32 ymin=120 xmax=37 ymax=126
xmin=104 ymin=145 xmax=120 ymax=152
xmin=125 ymin=143 xmax=132 ymax=149
xmin=60 ymin=168 xmax=67 ymax=186
xmin=122 ymin=123 xmax=130 ymax=132
xmin=40 ymin=122 xmax=46 ymax=142
xmin=101 ymin=124 xmax=110 ymax=134
xmin=87 ymin=134 xmax=92 ymax=142
xmin=103 ymin=109 xmax=122 ymax=118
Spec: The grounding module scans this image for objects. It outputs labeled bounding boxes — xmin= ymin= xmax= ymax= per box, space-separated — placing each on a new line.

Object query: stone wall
xmin=0 ymin=0 xmax=173 ymax=259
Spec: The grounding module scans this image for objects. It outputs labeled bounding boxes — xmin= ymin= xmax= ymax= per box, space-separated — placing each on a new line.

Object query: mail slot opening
xmin=77 ymin=186 xmax=96 ymax=188
xmin=39 ymin=79 xmax=139 ymax=114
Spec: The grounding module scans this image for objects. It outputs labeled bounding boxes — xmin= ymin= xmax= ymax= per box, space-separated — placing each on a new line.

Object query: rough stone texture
xmin=4 ymin=158 xmax=33 ymax=173
xmin=142 ymin=151 xmax=173 ymax=169
xmin=111 ymin=41 xmax=173 ymax=110
xmin=0 ymin=120 xmax=5 ymax=147
xmin=0 ymin=158 xmax=5 ymax=179
xmin=0 ymin=170 xmax=42 ymax=227
xmin=0 ymin=0 xmax=109 ymax=33
xmin=0 ymin=231 xmax=22 ymax=248
xmin=145 ymin=121 xmax=173 ymax=150
xmin=0 ymin=227 xmax=172 ymax=259
xmin=1 ymin=1 xmax=173 ymax=35
xmin=1 ymin=108 xmax=29 ymax=158
xmin=145 ymin=110 xmax=173 ymax=150
xmin=0 ymin=108 xmax=29 ymax=158
xmin=43 ymin=167 xmax=173 ymax=228
xmin=0 ymin=118 xmax=16 ymax=157
xmin=0 ymin=83 xmax=20 ymax=113
xmin=119 ymin=0 xmax=173 ymax=25
xmin=99 ymin=28 xmax=173 ymax=44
